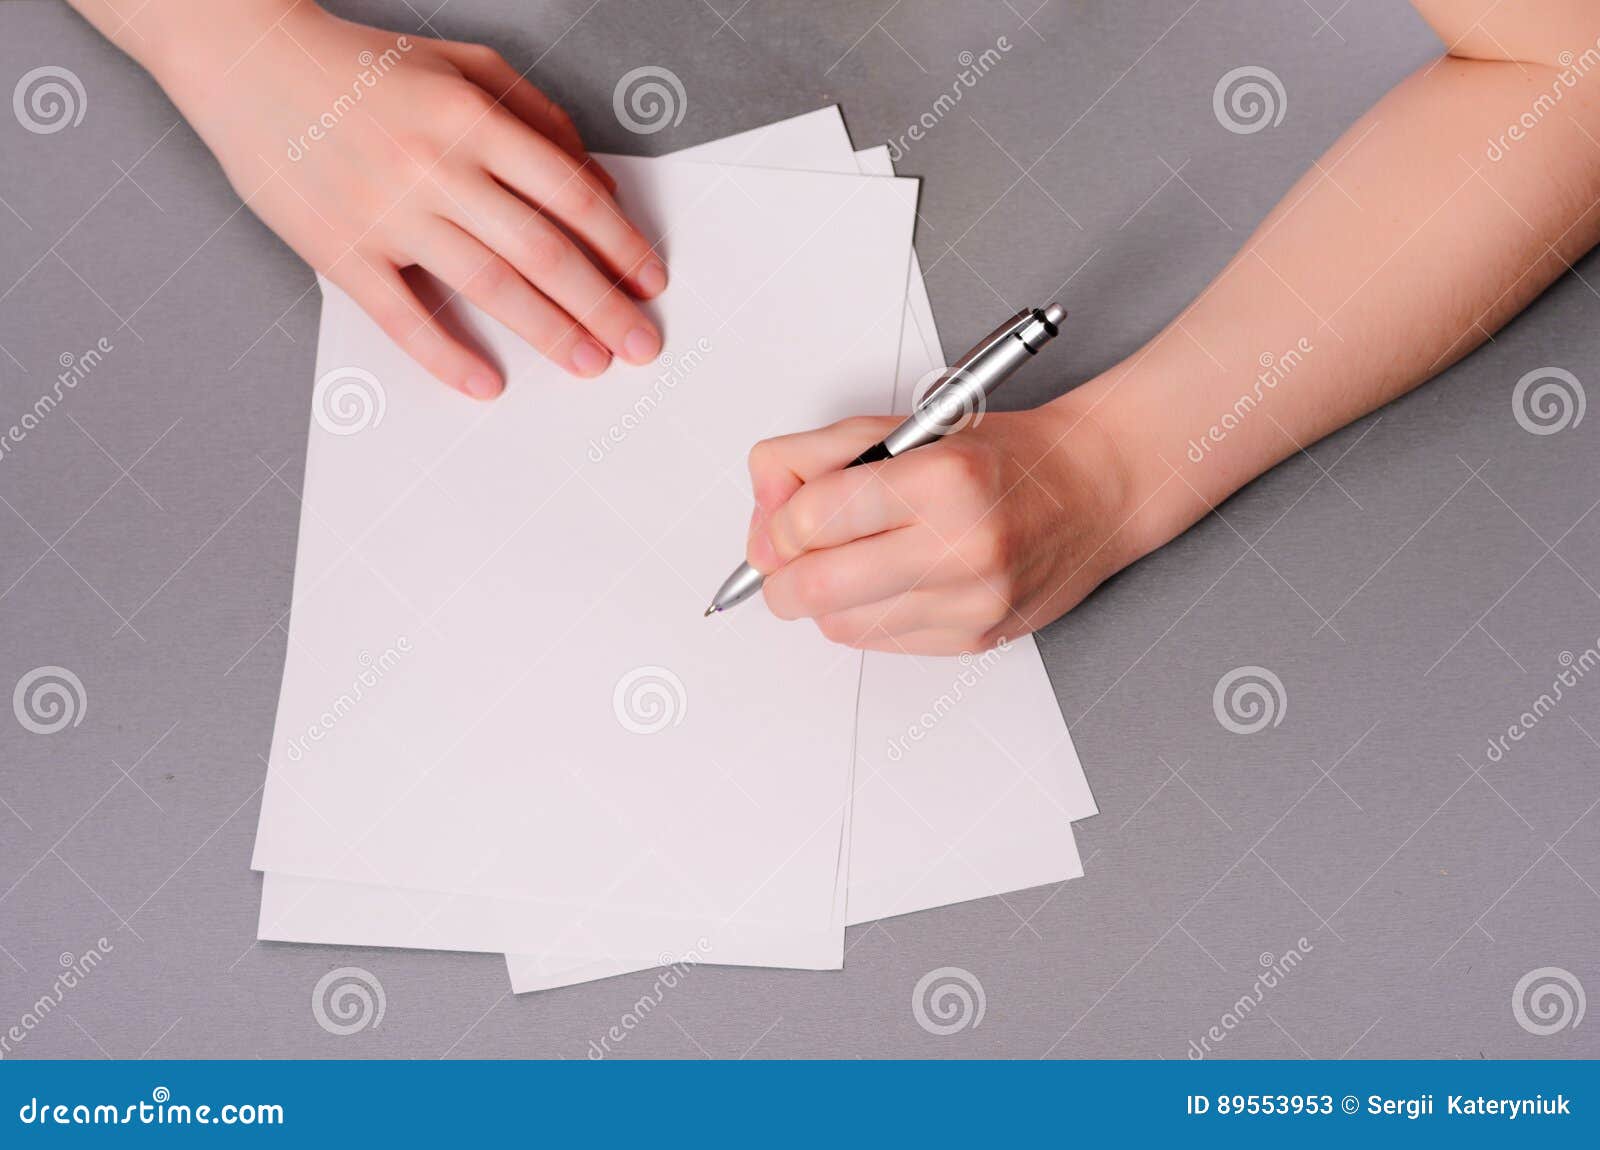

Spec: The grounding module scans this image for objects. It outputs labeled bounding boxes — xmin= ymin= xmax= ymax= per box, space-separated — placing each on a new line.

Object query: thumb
xmin=747 ymin=415 xmax=900 ymax=517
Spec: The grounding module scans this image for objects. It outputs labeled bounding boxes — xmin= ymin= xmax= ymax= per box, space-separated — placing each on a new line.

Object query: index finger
xmin=746 ymin=415 xmax=900 ymax=514
xmin=746 ymin=444 xmax=933 ymax=573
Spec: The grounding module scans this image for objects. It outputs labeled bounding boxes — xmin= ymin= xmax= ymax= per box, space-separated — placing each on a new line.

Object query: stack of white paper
xmin=253 ymin=107 xmax=1097 ymax=993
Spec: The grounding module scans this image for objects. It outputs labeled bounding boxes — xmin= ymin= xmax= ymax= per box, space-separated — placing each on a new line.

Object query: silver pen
xmin=704 ymin=303 xmax=1068 ymax=616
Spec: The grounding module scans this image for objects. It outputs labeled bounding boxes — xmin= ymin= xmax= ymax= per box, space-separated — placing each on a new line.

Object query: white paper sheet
xmin=253 ymin=154 xmax=918 ymax=966
xmin=505 ymin=125 xmax=1093 ymax=992
xmin=257 ymin=109 xmax=1096 ymax=992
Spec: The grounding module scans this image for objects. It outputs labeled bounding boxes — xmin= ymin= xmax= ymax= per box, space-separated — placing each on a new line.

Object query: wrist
xmin=122 ymin=0 xmax=316 ymax=94
xmin=1029 ymin=391 xmax=1158 ymax=584
xmin=1042 ymin=377 xmax=1189 ymax=573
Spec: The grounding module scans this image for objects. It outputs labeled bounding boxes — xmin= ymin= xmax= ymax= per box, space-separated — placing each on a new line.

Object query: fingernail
xmin=748 ymin=529 xmax=777 ymax=573
xmin=623 ymin=326 xmax=661 ymax=364
xmin=572 ymin=341 xmax=610 ymax=377
xmin=464 ymin=371 xmax=501 ymax=400
xmin=636 ymin=259 xmax=668 ymax=297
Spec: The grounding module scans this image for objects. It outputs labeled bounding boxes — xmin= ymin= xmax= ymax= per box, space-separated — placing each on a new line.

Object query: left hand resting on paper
xmin=743 ymin=398 xmax=1140 ymax=655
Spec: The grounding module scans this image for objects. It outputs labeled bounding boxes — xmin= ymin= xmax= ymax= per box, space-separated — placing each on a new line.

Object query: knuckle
xmin=780 ymin=501 xmax=821 ymax=552
xmin=553 ymin=183 xmax=605 ymax=222
xmin=969 ymin=521 xmax=1009 ymax=572
xmin=468 ymin=44 xmax=505 ymax=68
xmin=390 ymin=133 xmax=444 ymax=178
xmin=841 ymin=415 xmax=885 ymax=441
xmin=747 ymin=438 xmax=780 ymax=477
xmin=470 ymin=256 xmax=520 ymax=297
xmin=940 ymin=443 xmax=991 ymax=487
xmin=513 ymin=230 xmax=568 ymax=277
xmin=791 ymin=565 xmax=835 ymax=614
xmin=445 ymin=82 xmax=495 ymax=121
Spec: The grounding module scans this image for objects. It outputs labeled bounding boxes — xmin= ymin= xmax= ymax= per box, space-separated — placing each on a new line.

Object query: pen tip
xmin=703 ymin=604 xmax=719 ymax=617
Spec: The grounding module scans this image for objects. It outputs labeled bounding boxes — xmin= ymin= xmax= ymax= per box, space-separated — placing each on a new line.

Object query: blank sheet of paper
xmin=256 ymin=109 xmax=1096 ymax=992
xmin=252 ymin=154 xmax=917 ymax=964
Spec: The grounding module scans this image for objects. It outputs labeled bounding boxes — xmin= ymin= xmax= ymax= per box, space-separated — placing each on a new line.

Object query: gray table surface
xmin=2 ymin=0 xmax=1597 ymax=1060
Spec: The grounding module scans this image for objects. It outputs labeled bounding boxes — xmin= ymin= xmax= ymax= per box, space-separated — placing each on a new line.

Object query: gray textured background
xmin=1 ymin=0 xmax=1597 ymax=1059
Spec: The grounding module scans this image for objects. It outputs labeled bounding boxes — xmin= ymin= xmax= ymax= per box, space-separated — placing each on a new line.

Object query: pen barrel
xmin=880 ymin=331 xmax=1036 ymax=456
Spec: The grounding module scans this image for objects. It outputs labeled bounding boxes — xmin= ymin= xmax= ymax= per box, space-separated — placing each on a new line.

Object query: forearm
xmin=1071 ymin=48 xmax=1600 ymax=561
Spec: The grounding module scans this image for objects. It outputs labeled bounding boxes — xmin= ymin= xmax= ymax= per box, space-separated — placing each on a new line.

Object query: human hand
xmin=743 ymin=400 xmax=1140 ymax=654
xmin=145 ymin=2 xmax=665 ymax=397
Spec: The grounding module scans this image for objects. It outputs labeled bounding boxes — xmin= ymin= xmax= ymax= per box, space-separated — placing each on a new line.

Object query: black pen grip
xmin=848 ymin=442 xmax=892 ymax=467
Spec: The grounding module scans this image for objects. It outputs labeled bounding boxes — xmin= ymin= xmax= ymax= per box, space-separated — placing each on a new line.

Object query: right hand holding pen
xmin=145 ymin=2 xmax=666 ymax=397
xmin=742 ymin=405 xmax=1141 ymax=655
